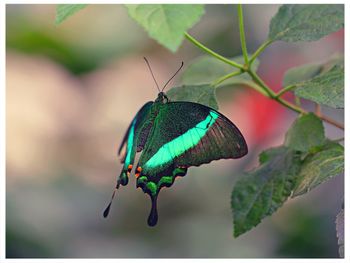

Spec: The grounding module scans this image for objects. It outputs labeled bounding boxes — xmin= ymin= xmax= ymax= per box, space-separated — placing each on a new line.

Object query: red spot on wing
xmin=135 ymin=166 xmax=142 ymax=178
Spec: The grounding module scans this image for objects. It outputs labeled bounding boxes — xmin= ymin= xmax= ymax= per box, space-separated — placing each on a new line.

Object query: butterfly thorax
xmin=149 ymin=92 xmax=169 ymax=117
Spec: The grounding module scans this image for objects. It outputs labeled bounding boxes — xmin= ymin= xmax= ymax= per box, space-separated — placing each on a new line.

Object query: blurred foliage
xmin=6 ymin=5 xmax=148 ymax=75
xmin=7 ymin=18 xmax=98 ymax=74
xmin=7 ymin=228 xmax=53 ymax=258
xmin=275 ymin=209 xmax=339 ymax=257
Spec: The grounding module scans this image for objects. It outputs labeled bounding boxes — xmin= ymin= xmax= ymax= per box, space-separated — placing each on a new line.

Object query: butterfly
xmin=103 ymin=58 xmax=248 ymax=226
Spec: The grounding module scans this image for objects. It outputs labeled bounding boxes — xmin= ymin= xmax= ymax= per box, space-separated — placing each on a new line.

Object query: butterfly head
xmin=155 ymin=92 xmax=169 ymax=104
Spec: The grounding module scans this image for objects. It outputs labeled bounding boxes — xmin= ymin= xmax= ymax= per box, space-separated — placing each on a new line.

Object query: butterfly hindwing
xmin=117 ymin=101 xmax=154 ymax=186
xmin=134 ymin=101 xmax=248 ymax=226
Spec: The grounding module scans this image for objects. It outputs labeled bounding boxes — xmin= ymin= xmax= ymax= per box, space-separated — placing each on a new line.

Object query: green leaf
xmin=232 ymin=146 xmax=301 ymax=237
xmin=284 ymin=113 xmax=325 ymax=152
xmin=258 ymin=146 xmax=284 ymax=164
xmin=336 ymin=208 xmax=344 ymax=258
xmin=166 ymin=84 xmax=218 ymax=110
xmin=182 ymin=55 xmax=259 ymax=87
xmin=283 ymin=63 xmax=323 ymax=87
xmin=292 ymin=141 xmax=344 ymax=197
xmin=55 ymin=4 xmax=88 ymax=25
xmin=269 ymin=4 xmax=344 ymax=42
xmin=294 ymin=65 xmax=344 ymax=109
xmin=125 ymin=4 xmax=205 ymax=52
xmin=283 ymin=54 xmax=344 ymax=87
xmin=322 ymin=54 xmax=344 ymax=72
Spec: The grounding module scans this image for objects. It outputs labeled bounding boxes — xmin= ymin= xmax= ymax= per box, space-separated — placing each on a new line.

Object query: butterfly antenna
xmin=144 ymin=57 xmax=161 ymax=92
xmin=103 ymin=182 xmax=120 ymax=218
xmin=162 ymin=61 xmax=184 ymax=92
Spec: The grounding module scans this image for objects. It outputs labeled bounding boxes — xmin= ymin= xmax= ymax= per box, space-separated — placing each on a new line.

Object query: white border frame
xmin=1 ymin=0 xmax=347 ymax=262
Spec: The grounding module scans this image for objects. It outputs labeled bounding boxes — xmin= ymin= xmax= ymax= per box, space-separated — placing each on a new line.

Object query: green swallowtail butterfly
xmin=103 ymin=58 xmax=248 ymax=226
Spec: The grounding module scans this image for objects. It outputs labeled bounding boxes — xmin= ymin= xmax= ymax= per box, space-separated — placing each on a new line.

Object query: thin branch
xmin=276 ymin=85 xmax=297 ymax=98
xmin=315 ymin=104 xmax=322 ymax=116
xmin=185 ymin=33 xmax=244 ymax=70
xmin=212 ymin=70 xmax=242 ymax=86
xmin=249 ymin=39 xmax=273 ymax=64
xmin=237 ymin=5 xmax=249 ymax=66
xmin=316 ymin=113 xmax=344 ymax=130
xmin=247 ymin=70 xmax=276 ymax=98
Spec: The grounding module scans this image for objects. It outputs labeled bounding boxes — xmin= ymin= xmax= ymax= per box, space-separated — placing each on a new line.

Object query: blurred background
xmin=6 ymin=4 xmax=344 ymax=258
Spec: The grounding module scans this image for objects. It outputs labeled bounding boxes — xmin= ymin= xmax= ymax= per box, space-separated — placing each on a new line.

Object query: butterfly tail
xmin=102 ymin=180 xmax=120 ymax=218
xmin=148 ymin=194 xmax=159 ymax=226
xmin=103 ymin=163 xmax=133 ymax=218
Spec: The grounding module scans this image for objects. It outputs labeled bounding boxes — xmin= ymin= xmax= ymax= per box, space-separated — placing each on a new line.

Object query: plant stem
xmin=237 ymin=4 xmax=249 ymax=66
xmin=333 ymin=137 xmax=344 ymax=142
xmin=240 ymin=80 xmax=270 ymax=96
xmin=277 ymin=97 xmax=306 ymax=114
xmin=276 ymin=84 xmax=297 ymax=97
xmin=212 ymin=70 xmax=243 ymax=86
xmin=316 ymin=114 xmax=344 ymax=129
xmin=185 ymin=33 xmax=244 ymax=70
xmin=247 ymin=70 xmax=276 ymax=98
xmin=315 ymin=103 xmax=321 ymax=115
xmin=213 ymin=76 xmax=269 ymax=96
xmin=249 ymin=39 xmax=273 ymax=64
